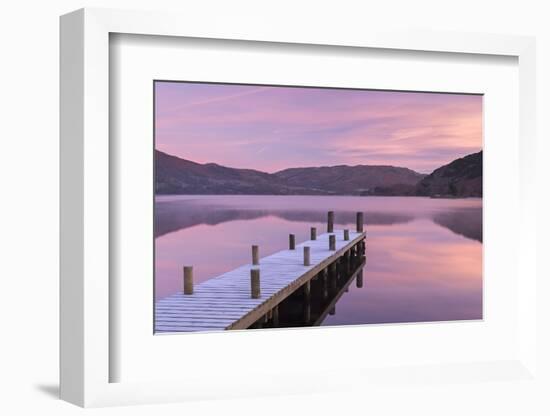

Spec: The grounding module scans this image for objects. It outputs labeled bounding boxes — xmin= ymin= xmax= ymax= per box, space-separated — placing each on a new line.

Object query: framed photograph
xmin=153 ymin=81 xmax=483 ymax=334
xmin=60 ymin=8 xmax=538 ymax=407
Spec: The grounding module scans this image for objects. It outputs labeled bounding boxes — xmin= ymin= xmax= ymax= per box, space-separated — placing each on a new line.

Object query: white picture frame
xmin=60 ymin=7 xmax=538 ymax=408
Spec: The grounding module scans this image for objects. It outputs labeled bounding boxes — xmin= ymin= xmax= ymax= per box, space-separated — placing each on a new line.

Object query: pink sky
xmin=155 ymin=82 xmax=482 ymax=174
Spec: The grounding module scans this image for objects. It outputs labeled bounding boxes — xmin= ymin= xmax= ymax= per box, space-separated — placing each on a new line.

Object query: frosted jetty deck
xmin=156 ymin=222 xmax=366 ymax=333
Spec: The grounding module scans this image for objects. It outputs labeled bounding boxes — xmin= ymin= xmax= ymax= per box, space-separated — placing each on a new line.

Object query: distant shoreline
xmin=155 ymin=193 xmax=482 ymax=199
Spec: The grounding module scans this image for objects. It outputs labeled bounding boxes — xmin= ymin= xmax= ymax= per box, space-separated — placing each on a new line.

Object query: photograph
xmin=154 ymin=81 xmax=483 ymax=333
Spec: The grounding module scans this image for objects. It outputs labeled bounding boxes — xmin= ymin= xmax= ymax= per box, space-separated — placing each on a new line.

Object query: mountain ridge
xmin=155 ymin=149 xmax=482 ymax=197
xmin=416 ymin=151 xmax=482 ymax=197
xmin=155 ymin=150 xmax=427 ymax=195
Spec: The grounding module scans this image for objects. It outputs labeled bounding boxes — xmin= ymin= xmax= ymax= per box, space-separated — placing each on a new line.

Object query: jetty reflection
xmin=252 ymin=257 xmax=367 ymax=329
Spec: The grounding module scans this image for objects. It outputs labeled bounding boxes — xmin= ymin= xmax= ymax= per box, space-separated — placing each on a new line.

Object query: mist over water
xmin=155 ymin=195 xmax=482 ymax=326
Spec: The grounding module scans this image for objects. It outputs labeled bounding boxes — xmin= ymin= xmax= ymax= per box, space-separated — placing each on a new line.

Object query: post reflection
xmin=250 ymin=256 xmax=367 ymax=329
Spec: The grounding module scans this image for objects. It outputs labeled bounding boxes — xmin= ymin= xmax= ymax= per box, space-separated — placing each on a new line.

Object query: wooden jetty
xmin=155 ymin=212 xmax=366 ymax=333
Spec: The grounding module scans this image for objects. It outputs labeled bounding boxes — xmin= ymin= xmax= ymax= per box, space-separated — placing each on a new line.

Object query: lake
xmin=155 ymin=195 xmax=482 ymax=327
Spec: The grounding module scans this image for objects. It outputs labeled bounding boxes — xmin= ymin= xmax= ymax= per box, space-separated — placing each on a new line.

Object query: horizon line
xmin=155 ymin=148 xmax=482 ymax=176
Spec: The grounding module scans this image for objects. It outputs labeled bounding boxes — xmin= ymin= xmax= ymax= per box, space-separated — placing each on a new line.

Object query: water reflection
xmin=155 ymin=204 xmax=414 ymax=238
xmin=432 ymin=207 xmax=482 ymax=242
xmin=155 ymin=195 xmax=481 ymax=241
xmin=251 ymin=258 xmax=367 ymax=329
xmin=155 ymin=195 xmax=482 ymax=326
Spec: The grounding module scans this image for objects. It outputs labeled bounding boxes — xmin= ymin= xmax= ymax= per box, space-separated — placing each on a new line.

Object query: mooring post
xmin=327 ymin=211 xmax=334 ymax=233
xmin=329 ymin=234 xmax=336 ymax=250
xmin=303 ymin=246 xmax=311 ymax=266
xmin=344 ymin=229 xmax=349 ymax=241
xmin=356 ymin=211 xmax=364 ymax=232
xmin=252 ymin=245 xmax=259 ymax=265
xmin=310 ymin=227 xmax=317 ymax=240
xmin=183 ymin=266 xmax=194 ymax=295
xmin=250 ymin=268 xmax=261 ymax=299
xmin=289 ymin=234 xmax=296 ymax=250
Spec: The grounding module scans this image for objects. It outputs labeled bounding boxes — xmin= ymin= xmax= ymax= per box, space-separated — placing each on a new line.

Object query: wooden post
xmin=310 ymin=227 xmax=317 ymax=240
xmin=356 ymin=211 xmax=364 ymax=232
xmin=250 ymin=268 xmax=261 ymax=299
xmin=252 ymin=245 xmax=259 ymax=265
xmin=356 ymin=270 xmax=364 ymax=288
xmin=183 ymin=266 xmax=193 ymax=295
xmin=329 ymin=263 xmax=337 ymax=290
xmin=303 ymin=246 xmax=311 ymax=266
xmin=328 ymin=263 xmax=335 ymax=279
xmin=272 ymin=305 xmax=279 ymax=326
xmin=329 ymin=234 xmax=336 ymax=250
xmin=304 ymin=280 xmax=311 ymax=298
xmin=338 ymin=257 xmax=345 ymax=276
xmin=327 ymin=211 xmax=334 ymax=233
xmin=336 ymin=259 xmax=342 ymax=279
xmin=344 ymin=229 xmax=349 ymax=241
xmin=304 ymin=282 xmax=311 ymax=324
xmin=323 ymin=269 xmax=328 ymax=299
xmin=329 ymin=306 xmax=336 ymax=315
xmin=289 ymin=234 xmax=296 ymax=250
xmin=304 ymin=302 xmax=311 ymax=324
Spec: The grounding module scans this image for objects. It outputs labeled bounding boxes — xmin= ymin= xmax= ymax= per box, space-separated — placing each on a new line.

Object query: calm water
xmin=155 ymin=195 xmax=482 ymax=326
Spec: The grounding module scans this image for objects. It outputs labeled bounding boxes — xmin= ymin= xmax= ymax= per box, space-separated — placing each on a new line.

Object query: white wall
xmin=1 ymin=0 xmax=548 ymax=415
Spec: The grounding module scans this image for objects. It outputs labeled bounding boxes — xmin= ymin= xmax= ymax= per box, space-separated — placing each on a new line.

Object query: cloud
xmin=155 ymin=82 xmax=482 ymax=173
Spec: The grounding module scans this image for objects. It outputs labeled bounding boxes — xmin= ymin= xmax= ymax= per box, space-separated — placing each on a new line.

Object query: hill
xmin=273 ymin=165 xmax=424 ymax=195
xmin=155 ymin=150 xmax=426 ymax=195
xmin=416 ymin=151 xmax=482 ymax=197
xmin=155 ymin=150 xmax=482 ymax=198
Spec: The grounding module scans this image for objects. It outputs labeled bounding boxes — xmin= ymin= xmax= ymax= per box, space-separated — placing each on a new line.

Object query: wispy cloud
xmin=155 ymin=82 xmax=482 ymax=173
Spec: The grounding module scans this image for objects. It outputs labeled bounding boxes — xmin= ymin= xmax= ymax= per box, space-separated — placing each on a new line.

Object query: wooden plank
xmin=156 ymin=318 xmax=234 ymax=325
xmin=157 ymin=309 xmax=237 ymax=316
